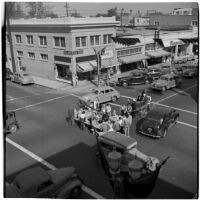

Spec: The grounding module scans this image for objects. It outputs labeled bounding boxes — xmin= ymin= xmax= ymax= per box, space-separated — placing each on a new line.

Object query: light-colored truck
xmin=6 ymin=166 xmax=83 ymax=198
xmin=151 ymin=74 xmax=182 ymax=92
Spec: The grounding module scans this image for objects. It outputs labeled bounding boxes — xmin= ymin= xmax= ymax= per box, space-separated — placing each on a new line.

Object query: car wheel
xmin=111 ymin=96 xmax=117 ymax=102
xmin=122 ymin=82 xmax=127 ymax=87
xmin=9 ymin=124 xmax=17 ymax=133
xmin=145 ymin=80 xmax=149 ymax=84
xmin=70 ymin=186 xmax=82 ymax=198
xmin=162 ymin=129 xmax=167 ymax=137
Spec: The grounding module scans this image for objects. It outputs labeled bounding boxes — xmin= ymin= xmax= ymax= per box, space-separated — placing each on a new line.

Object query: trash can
xmin=108 ymin=150 xmax=122 ymax=174
xmin=128 ymin=159 xmax=143 ymax=179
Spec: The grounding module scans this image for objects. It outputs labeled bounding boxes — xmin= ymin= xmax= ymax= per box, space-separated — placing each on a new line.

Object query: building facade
xmin=6 ymin=17 xmax=120 ymax=83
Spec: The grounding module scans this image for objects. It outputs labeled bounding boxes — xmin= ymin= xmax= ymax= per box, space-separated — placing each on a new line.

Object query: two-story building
xmin=6 ymin=17 xmax=120 ymax=83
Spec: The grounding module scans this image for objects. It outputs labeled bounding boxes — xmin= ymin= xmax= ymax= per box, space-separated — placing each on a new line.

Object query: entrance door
xmin=56 ymin=64 xmax=72 ymax=81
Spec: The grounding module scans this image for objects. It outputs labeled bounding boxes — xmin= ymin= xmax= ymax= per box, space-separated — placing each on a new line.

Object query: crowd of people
xmin=66 ymin=90 xmax=152 ymax=138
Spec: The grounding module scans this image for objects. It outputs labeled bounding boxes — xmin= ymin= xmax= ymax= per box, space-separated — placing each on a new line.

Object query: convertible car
xmin=136 ymin=107 xmax=179 ymax=138
xmin=118 ymin=71 xmax=153 ymax=86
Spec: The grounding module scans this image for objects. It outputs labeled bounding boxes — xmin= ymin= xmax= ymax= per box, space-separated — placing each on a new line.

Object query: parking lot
xmin=5 ymin=76 xmax=198 ymax=198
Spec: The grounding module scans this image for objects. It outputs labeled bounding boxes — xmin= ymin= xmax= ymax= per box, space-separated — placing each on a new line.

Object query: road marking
xmin=6 ymin=95 xmax=15 ymax=101
xmin=153 ymin=102 xmax=197 ymax=115
xmin=8 ymin=94 xmax=71 ymax=112
xmin=6 ymin=138 xmax=104 ymax=199
xmin=176 ymin=121 xmax=197 ymax=129
xmin=156 ymin=84 xmax=197 ymax=103
xmin=110 ymin=102 xmax=197 ymax=129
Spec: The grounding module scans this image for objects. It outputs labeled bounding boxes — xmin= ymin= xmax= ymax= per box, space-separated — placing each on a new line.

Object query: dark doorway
xmin=56 ymin=64 xmax=72 ymax=81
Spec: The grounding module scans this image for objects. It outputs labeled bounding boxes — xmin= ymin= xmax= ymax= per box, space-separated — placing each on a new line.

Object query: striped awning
xmin=180 ymin=38 xmax=198 ymax=44
xmin=112 ymin=37 xmax=140 ymax=46
xmin=90 ymin=58 xmax=119 ymax=68
xmin=76 ymin=62 xmax=94 ymax=72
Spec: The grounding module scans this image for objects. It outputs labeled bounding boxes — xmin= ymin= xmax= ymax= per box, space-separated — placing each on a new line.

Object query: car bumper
xmin=22 ymin=80 xmax=34 ymax=84
xmin=151 ymin=86 xmax=163 ymax=90
xmin=137 ymin=130 xmax=161 ymax=138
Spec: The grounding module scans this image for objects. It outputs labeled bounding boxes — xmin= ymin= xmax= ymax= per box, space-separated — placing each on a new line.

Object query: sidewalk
xmin=32 ymin=75 xmax=96 ymax=91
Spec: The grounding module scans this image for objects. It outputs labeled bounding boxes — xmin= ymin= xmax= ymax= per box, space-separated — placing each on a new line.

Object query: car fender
xmin=57 ymin=178 xmax=82 ymax=198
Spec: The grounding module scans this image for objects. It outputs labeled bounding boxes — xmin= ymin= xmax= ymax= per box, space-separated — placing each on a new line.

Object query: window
xmin=191 ymin=20 xmax=198 ymax=27
xmin=40 ymin=54 xmax=48 ymax=61
xmin=103 ymin=34 xmax=112 ymax=44
xmin=39 ymin=36 xmax=47 ymax=46
xmin=76 ymin=36 xmax=87 ymax=48
xmin=105 ymin=89 xmax=110 ymax=94
xmin=154 ymin=21 xmax=160 ymax=26
xmin=15 ymin=35 xmax=22 ymax=44
xmin=90 ymin=35 xmax=100 ymax=46
xmin=28 ymin=52 xmax=35 ymax=59
xmin=6 ymin=34 xmax=10 ymax=43
xmin=26 ymin=35 xmax=33 ymax=45
xmin=17 ymin=51 xmax=23 ymax=57
xmin=54 ymin=37 xmax=66 ymax=48
xmin=117 ymin=47 xmax=142 ymax=57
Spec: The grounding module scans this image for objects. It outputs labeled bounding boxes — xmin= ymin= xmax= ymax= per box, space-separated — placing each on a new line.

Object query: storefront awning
xmin=179 ymin=38 xmax=198 ymax=45
xmin=112 ymin=37 xmax=140 ymax=46
xmin=146 ymin=50 xmax=171 ymax=58
xmin=118 ymin=54 xmax=149 ymax=64
xmin=76 ymin=62 xmax=94 ymax=72
xmin=162 ymin=39 xmax=184 ymax=47
xmin=90 ymin=58 xmax=119 ymax=68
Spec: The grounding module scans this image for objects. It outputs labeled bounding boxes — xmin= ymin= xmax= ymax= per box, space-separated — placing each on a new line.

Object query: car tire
xmin=145 ymin=80 xmax=149 ymax=84
xmin=9 ymin=124 xmax=17 ymax=133
xmin=161 ymin=129 xmax=167 ymax=138
xmin=162 ymin=87 xmax=166 ymax=92
xmin=70 ymin=186 xmax=82 ymax=198
xmin=122 ymin=82 xmax=127 ymax=87
xmin=111 ymin=96 xmax=117 ymax=102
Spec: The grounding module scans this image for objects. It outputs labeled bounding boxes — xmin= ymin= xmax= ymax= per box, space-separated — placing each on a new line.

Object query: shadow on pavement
xmin=6 ymin=142 xmax=195 ymax=199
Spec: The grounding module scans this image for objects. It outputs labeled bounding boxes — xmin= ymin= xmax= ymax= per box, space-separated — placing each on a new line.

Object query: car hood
xmin=140 ymin=118 xmax=160 ymax=130
xmin=48 ymin=167 xmax=76 ymax=185
xmin=152 ymin=79 xmax=167 ymax=86
xmin=119 ymin=76 xmax=132 ymax=81
xmin=22 ymin=76 xmax=34 ymax=82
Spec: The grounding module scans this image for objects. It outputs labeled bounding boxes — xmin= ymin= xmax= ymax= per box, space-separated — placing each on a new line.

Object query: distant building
xmin=133 ymin=17 xmax=150 ymax=26
xmin=6 ymin=17 xmax=120 ymax=83
xmin=172 ymin=7 xmax=198 ymax=15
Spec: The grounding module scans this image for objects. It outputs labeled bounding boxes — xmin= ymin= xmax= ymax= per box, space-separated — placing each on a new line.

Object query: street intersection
xmin=5 ymin=77 xmax=198 ymax=198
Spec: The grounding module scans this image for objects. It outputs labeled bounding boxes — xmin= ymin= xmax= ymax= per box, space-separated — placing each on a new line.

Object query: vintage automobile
xmin=11 ymin=72 xmax=34 ymax=85
xmin=6 ymin=68 xmax=13 ymax=80
xmin=148 ymin=68 xmax=161 ymax=80
xmin=182 ymin=65 xmax=198 ymax=78
xmin=6 ymin=166 xmax=83 ymax=198
xmin=79 ymin=86 xmax=120 ymax=106
xmin=95 ymin=131 xmax=169 ymax=197
xmin=151 ymin=73 xmax=182 ymax=92
xmin=158 ymin=64 xmax=178 ymax=75
xmin=136 ymin=107 xmax=179 ymax=138
xmin=5 ymin=111 xmax=20 ymax=134
xmin=118 ymin=71 xmax=153 ymax=86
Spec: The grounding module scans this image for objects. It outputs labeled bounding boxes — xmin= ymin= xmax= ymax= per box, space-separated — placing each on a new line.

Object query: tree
xmin=26 ymin=2 xmax=37 ymax=18
xmin=6 ymin=2 xmax=24 ymax=19
xmin=26 ymin=2 xmax=47 ymax=18
xmin=107 ymin=7 xmax=118 ymax=17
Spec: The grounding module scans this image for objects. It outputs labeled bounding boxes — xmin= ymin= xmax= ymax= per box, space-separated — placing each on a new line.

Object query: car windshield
xmin=160 ymin=76 xmax=169 ymax=81
xmin=162 ymin=66 xmax=169 ymax=69
xmin=92 ymin=90 xmax=98 ymax=94
xmin=132 ymin=73 xmax=142 ymax=78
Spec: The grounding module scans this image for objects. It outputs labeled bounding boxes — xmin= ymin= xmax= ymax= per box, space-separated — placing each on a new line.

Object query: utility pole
xmin=65 ymin=2 xmax=69 ymax=17
xmin=6 ymin=2 xmax=16 ymax=73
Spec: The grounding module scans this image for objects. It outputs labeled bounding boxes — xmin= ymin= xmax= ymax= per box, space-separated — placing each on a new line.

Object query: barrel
xmin=128 ymin=159 xmax=143 ymax=179
xmin=108 ymin=150 xmax=122 ymax=174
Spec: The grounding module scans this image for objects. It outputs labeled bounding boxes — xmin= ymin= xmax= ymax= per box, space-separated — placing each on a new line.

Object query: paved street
xmin=5 ymin=77 xmax=198 ymax=199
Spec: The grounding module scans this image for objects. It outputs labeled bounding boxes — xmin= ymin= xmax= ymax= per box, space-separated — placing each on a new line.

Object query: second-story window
xmin=27 ymin=35 xmax=33 ymax=45
xmin=191 ymin=20 xmax=198 ymax=27
xmin=28 ymin=52 xmax=35 ymax=59
xmin=103 ymin=34 xmax=112 ymax=44
xmin=39 ymin=36 xmax=47 ymax=46
xmin=90 ymin=35 xmax=100 ymax=46
xmin=15 ymin=35 xmax=22 ymax=44
xmin=54 ymin=37 xmax=66 ymax=48
xmin=76 ymin=37 xmax=86 ymax=48
xmin=17 ymin=51 xmax=23 ymax=57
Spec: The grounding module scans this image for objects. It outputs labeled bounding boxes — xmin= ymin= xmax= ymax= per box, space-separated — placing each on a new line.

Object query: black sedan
xmin=136 ymin=107 xmax=179 ymax=138
xmin=118 ymin=71 xmax=153 ymax=86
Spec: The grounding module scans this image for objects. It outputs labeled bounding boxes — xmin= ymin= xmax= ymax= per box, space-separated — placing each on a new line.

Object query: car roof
xmin=15 ymin=167 xmax=50 ymax=190
xmin=147 ymin=106 xmax=169 ymax=119
xmin=95 ymin=86 xmax=114 ymax=90
xmin=99 ymin=131 xmax=137 ymax=150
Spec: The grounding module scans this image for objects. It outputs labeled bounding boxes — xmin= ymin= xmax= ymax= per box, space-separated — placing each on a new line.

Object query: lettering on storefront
xmin=63 ymin=50 xmax=83 ymax=55
xmin=101 ymin=50 xmax=114 ymax=59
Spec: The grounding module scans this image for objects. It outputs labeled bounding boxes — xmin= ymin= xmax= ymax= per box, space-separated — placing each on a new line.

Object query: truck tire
xmin=9 ymin=124 xmax=17 ymax=133
xmin=122 ymin=82 xmax=127 ymax=87
xmin=70 ymin=186 xmax=82 ymax=198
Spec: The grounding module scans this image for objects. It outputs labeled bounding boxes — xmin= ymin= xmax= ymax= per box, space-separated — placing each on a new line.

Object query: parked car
xmin=79 ymin=86 xmax=120 ymax=106
xmin=5 ymin=111 xmax=20 ymax=134
xmin=148 ymin=68 xmax=161 ymax=80
xmin=182 ymin=65 xmax=198 ymax=78
xmin=6 ymin=166 xmax=83 ymax=198
xmin=118 ymin=71 xmax=153 ymax=86
xmin=151 ymin=73 xmax=182 ymax=92
xmin=6 ymin=68 xmax=13 ymax=80
xmin=136 ymin=107 xmax=179 ymax=138
xmin=159 ymin=64 xmax=177 ymax=75
xmin=11 ymin=72 xmax=34 ymax=85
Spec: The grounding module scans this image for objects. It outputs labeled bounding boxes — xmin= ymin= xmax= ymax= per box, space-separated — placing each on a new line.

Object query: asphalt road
xmin=5 ymin=77 xmax=198 ymax=199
